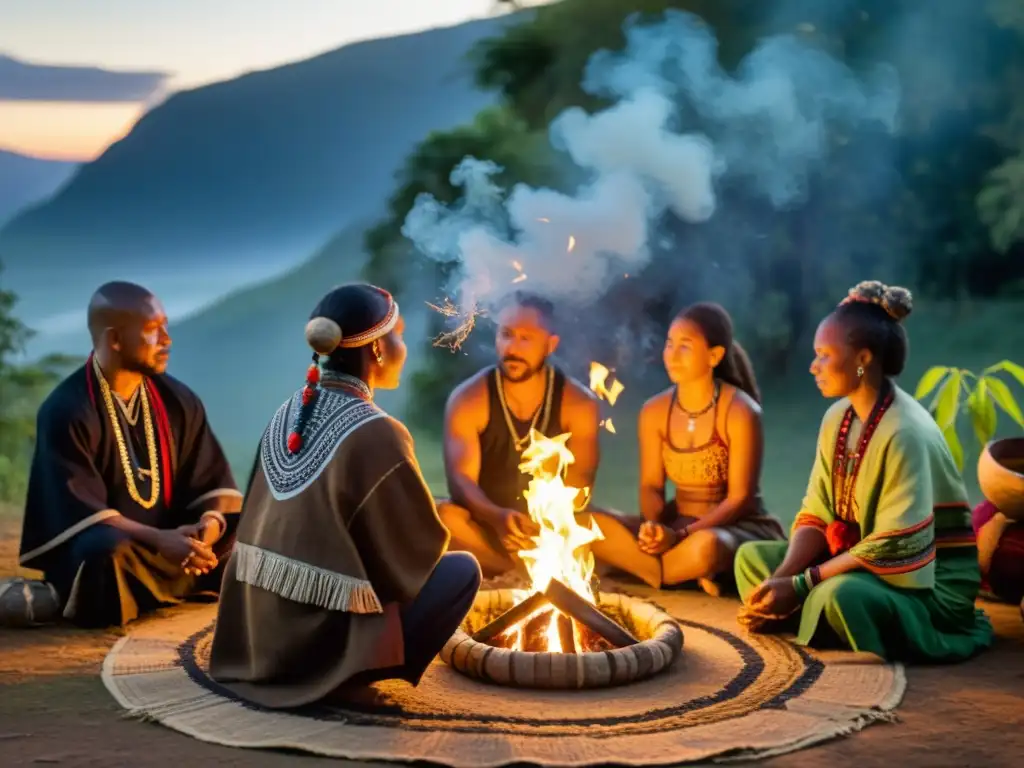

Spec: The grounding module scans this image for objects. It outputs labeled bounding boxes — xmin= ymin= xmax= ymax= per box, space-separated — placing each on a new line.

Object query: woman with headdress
xmin=209 ymin=284 xmax=481 ymax=708
xmin=589 ymin=303 xmax=786 ymax=593
xmin=734 ymin=281 xmax=993 ymax=661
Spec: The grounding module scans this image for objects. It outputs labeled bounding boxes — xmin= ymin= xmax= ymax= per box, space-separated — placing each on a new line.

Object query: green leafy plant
xmin=914 ymin=360 xmax=1024 ymax=470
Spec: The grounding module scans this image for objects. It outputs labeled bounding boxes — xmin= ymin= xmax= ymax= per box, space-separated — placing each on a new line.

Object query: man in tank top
xmin=438 ymin=292 xmax=601 ymax=577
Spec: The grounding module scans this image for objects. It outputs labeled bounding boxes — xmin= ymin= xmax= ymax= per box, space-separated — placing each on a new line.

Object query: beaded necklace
xmin=320 ymin=370 xmax=373 ymax=401
xmin=831 ymin=385 xmax=895 ymax=523
xmin=495 ymin=365 xmax=554 ymax=453
xmin=674 ymin=381 xmax=720 ymax=433
xmin=92 ymin=356 xmax=160 ymax=509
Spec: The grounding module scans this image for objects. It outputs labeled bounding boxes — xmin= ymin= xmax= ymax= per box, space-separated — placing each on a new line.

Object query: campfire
xmin=442 ymin=428 xmax=684 ymax=689
xmin=472 ymin=430 xmax=636 ymax=654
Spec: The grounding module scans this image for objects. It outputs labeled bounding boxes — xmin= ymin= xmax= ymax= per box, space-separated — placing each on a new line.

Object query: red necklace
xmin=831 ymin=386 xmax=895 ymax=524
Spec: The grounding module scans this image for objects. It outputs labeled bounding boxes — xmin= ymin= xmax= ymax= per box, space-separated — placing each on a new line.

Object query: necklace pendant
xmin=687 ymin=418 xmax=696 ymax=433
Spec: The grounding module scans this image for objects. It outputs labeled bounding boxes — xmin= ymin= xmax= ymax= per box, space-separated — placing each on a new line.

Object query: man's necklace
xmin=675 ymin=382 xmax=720 ymax=433
xmin=93 ymin=357 xmax=160 ymax=509
xmin=495 ymin=366 xmax=554 ymax=452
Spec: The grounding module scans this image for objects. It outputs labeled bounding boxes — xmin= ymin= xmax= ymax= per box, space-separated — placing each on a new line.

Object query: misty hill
xmin=166 ymin=221 xmax=439 ymax=463
xmin=0 ymin=149 xmax=77 ymax=227
xmin=165 ymin=223 xmax=367 ymax=455
xmin=0 ymin=14 xmax=514 ymax=345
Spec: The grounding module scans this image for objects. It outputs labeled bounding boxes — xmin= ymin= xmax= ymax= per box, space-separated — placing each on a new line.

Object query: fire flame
xmin=589 ymin=362 xmax=625 ymax=434
xmin=502 ymin=429 xmax=604 ymax=653
xmin=517 ymin=431 xmax=603 ymax=601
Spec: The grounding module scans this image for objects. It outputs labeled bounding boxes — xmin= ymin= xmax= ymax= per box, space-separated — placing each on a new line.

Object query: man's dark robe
xmin=18 ymin=360 xmax=242 ymax=628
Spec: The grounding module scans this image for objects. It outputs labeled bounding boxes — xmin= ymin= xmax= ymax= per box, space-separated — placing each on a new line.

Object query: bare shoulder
xmin=562 ymin=374 xmax=599 ymax=413
xmin=638 ymin=387 xmax=672 ymax=436
xmin=444 ymin=368 xmax=491 ymax=430
xmin=641 ymin=387 xmax=673 ymax=420
xmin=723 ymin=384 xmax=763 ymax=422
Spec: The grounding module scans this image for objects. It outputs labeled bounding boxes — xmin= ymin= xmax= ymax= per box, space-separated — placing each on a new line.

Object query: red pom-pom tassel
xmin=826 ymin=520 xmax=861 ymax=556
xmin=287 ymin=432 xmax=303 ymax=453
xmin=302 ymin=386 xmax=316 ymax=406
xmin=306 ymin=364 xmax=320 ymax=386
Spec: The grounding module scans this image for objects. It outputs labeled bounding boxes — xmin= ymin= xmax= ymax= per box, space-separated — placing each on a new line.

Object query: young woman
xmin=210 ymin=283 xmax=481 ymax=708
xmin=589 ymin=302 xmax=785 ymax=593
xmin=734 ymin=281 xmax=994 ymax=662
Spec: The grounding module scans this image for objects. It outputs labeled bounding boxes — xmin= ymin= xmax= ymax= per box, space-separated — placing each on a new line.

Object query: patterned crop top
xmin=661 ymin=387 xmax=731 ymax=505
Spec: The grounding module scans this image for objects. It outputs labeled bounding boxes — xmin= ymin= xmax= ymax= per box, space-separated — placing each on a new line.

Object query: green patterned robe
xmin=735 ymin=386 xmax=994 ymax=661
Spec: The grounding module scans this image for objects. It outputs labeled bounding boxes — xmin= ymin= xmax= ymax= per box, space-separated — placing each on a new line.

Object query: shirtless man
xmin=437 ymin=292 xmax=601 ymax=576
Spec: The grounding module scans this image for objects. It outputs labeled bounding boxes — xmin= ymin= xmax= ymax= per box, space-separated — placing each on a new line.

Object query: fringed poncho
xmin=209 ymin=386 xmax=449 ymax=708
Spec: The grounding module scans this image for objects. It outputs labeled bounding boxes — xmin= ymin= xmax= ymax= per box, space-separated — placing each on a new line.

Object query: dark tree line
xmin=354 ymin=0 xmax=1024 ymax=430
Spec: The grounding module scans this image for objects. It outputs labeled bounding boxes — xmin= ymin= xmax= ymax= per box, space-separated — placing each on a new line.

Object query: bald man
xmin=17 ymin=281 xmax=242 ymax=628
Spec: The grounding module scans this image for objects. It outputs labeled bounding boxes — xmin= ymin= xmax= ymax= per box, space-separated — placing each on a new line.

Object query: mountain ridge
xmin=0 ymin=13 xmax=517 ymax=343
xmin=0 ymin=149 xmax=78 ymax=228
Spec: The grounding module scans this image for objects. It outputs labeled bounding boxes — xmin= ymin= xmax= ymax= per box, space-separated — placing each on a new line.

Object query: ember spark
xmin=426 ymin=298 xmax=480 ymax=352
xmin=590 ymin=362 xmax=625 ymax=434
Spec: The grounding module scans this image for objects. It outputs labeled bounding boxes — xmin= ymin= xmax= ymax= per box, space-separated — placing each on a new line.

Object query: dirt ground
xmin=2 ymin=518 xmax=1023 ymax=768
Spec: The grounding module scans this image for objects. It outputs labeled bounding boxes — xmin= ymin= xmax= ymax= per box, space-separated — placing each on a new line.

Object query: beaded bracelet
xmin=791 ymin=572 xmax=810 ymax=600
xmin=804 ymin=566 xmax=822 ymax=590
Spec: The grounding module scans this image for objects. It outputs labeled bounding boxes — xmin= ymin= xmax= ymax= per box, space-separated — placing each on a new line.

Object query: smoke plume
xmin=402 ymin=9 xmax=900 ymax=340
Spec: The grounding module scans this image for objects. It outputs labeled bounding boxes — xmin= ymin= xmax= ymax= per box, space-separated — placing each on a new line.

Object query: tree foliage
xmin=364 ymin=0 xmax=1024 ymax=427
xmin=0 ymin=261 xmax=78 ymax=503
xmin=976 ymin=0 xmax=1024 ymax=260
xmin=914 ymin=360 xmax=1024 ymax=471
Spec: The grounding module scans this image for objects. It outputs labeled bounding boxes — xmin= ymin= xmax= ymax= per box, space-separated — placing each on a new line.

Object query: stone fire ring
xmin=440 ymin=589 xmax=684 ymax=689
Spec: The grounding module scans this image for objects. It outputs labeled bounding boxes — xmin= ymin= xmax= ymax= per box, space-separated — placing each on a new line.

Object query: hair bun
xmin=305 ymin=317 xmax=343 ymax=355
xmin=842 ymin=280 xmax=913 ymax=323
xmin=881 ymin=285 xmax=913 ymax=321
xmin=847 ymin=280 xmax=887 ymax=304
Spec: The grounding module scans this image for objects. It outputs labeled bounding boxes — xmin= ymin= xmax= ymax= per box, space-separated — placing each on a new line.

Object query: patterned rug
xmin=101 ymin=587 xmax=906 ymax=766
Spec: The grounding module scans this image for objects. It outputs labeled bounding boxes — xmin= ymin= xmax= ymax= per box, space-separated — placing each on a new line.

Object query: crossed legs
xmin=587 ymin=510 xmax=737 ymax=591
xmin=436 ymin=500 xmax=519 ymax=577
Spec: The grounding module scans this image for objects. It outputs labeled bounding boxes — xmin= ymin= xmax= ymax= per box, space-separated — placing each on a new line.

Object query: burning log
xmin=521 ymin=608 xmax=553 ymax=653
xmin=543 ymin=579 xmax=639 ymax=648
xmin=557 ymin=612 xmax=577 ymax=654
xmin=471 ymin=590 xmax=548 ymax=644
xmin=470 ymin=580 xmax=639 ymax=652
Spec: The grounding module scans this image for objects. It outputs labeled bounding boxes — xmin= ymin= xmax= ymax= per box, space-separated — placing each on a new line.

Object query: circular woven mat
xmin=102 ymin=587 xmax=905 ymax=766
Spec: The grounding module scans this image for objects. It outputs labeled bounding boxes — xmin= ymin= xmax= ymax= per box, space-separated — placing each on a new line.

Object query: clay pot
xmin=0 ymin=578 xmax=62 ymax=628
xmin=978 ymin=438 xmax=1024 ymax=522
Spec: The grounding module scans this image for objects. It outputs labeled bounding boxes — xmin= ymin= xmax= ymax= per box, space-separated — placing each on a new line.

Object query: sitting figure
xmin=588 ymin=303 xmax=785 ymax=593
xmin=437 ymin=291 xmax=600 ymax=578
xmin=209 ymin=283 xmax=481 ymax=709
xmin=17 ymin=281 xmax=242 ymax=629
xmin=734 ymin=281 xmax=994 ymax=661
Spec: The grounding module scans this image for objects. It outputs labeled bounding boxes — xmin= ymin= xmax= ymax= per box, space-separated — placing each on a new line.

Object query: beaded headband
xmin=338 ymin=292 xmax=399 ymax=348
xmin=304 ymin=288 xmax=399 ymax=355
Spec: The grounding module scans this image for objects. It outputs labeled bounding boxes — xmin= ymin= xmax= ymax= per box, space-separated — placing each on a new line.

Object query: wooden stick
xmin=472 ymin=591 xmax=549 ymax=644
xmin=522 ymin=609 xmax=551 ymax=653
xmin=556 ymin=611 xmax=577 ymax=654
xmin=543 ymin=579 xmax=639 ymax=648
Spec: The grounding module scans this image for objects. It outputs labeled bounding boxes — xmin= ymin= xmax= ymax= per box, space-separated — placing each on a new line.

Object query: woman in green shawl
xmin=734 ymin=280 xmax=993 ymax=662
